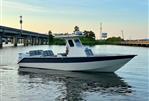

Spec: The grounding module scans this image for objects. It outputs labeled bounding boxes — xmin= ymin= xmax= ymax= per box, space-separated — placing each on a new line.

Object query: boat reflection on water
xmin=18 ymin=68 xmax=132 ymax=101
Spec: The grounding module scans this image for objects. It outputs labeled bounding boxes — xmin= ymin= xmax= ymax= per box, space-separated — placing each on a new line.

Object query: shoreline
xmin=49 ymin=38 xmax=149 ymax=47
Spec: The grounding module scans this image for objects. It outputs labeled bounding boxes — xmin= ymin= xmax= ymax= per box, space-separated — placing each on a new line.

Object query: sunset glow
xmin=0 ymin=0 xmax=148 ymax=39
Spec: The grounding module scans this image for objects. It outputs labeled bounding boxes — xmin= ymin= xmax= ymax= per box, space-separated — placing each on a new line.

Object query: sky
xmin=0 ymin=0 xmax=148 ymax=39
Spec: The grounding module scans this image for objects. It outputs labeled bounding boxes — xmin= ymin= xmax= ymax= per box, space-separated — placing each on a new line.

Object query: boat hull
xmin=18 ymin=55 xmax=135 ymax=72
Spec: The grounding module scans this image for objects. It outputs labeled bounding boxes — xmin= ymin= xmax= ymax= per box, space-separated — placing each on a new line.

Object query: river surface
xmin=0 ymin=44 xmax=148 ymax=101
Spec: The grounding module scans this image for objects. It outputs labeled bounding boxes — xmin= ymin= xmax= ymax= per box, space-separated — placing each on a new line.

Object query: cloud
xmin=3 ymin=0 xmax=47 ymax=13
xmin=2 ymin=0 xmax=89 ymax=16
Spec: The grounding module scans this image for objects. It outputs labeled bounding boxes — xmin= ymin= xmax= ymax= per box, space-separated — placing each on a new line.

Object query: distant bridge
xmin=0 ymin=25 xmax=49 ymax=48
xmin=120 ymin=40 xmax=149 ymax=47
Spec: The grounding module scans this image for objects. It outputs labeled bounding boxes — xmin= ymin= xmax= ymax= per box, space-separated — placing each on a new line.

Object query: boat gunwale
xmin=18 ymin=55 xmax=136 ymax=63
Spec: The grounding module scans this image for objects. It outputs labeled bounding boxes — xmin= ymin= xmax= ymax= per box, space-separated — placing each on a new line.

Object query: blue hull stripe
xmin=19 ymin=55 xmax=135 ymax=63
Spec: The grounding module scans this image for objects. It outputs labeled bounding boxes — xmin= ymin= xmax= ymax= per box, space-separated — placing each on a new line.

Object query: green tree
xmin=74 ymin=26 xmax=79 ymax=32
xmin=83 ymin=30 xmax=95 ymax=39
xmin=106 ymin=37 xmax=123 ymax=42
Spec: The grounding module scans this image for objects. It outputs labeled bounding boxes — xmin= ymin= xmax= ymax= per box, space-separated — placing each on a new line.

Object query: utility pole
xmin=19 ymin=16 xmax=23 ymax=44
xmin=121 ymin=30 xmax=124 ymax=40
xmin=20 ymin=16 xmax=23 ymax=31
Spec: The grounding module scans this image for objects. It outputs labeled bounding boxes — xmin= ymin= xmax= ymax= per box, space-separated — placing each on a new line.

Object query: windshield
xmin=74 ymin=39 xmax=81 ymax=47
xmin=68 ymin=40 xmax=74 ymax=47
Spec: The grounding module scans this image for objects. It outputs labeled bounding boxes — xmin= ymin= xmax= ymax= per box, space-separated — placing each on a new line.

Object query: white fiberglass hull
xmin=19 ymin=58 xmax=132 ymax=72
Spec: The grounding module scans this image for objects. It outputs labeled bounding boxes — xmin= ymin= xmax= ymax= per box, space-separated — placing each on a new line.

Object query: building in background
xmin=101 ymin=32 xmax=108 ymax=40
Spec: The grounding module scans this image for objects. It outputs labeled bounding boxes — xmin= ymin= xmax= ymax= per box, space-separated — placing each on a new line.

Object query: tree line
xmin=48 ymin=26 xmax=124 ymax=45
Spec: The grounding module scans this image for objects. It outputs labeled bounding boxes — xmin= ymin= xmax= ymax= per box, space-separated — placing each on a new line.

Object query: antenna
xmin=100 ymin=22 xmax=102 ymax=39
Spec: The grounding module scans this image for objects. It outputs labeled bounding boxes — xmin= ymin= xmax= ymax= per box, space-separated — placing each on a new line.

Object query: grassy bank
xmin=48 ymin=37 xmax=122 ymax=46
xmin=49 ymin=38 xmax=65 ymax=45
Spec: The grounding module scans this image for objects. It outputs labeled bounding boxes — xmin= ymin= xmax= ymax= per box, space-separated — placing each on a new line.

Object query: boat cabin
xmin=55 ymin=35 xmax=94 ymax=57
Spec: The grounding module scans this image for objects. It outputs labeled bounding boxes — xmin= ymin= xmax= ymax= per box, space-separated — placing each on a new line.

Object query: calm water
xmin=0 ymin=44 xmax=148 ymax=101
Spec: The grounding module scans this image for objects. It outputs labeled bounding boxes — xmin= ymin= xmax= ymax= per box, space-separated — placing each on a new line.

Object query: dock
xmin=120 ymin=40 xmax=149 ymax=47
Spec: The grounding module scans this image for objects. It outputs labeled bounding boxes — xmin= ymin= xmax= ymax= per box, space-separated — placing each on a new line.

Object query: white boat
xmin=18 ymin=33 xmax=136 ymax=72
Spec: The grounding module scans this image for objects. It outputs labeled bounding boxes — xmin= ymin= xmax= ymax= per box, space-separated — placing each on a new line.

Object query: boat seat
xmin=29 ymin=50 xmax=43 ymax=56
xmin=57 ymin=53 xmax=67 ymax=57
xmin=43 ymin=50 xmax=54 ymax=57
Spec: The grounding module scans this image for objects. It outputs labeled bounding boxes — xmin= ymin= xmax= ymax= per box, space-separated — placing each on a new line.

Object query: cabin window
xmin=68 ymin=40 xmax=74 ymax=47
xmin=85 ymin=48 xmax=93 ymax=56
xmin=74 ymin=39 xmax=81 ymax=47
